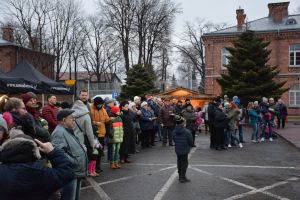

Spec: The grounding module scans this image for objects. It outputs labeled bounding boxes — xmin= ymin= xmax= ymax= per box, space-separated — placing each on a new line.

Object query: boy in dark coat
xmin=172 ymin=115 xmax=193 ymax=183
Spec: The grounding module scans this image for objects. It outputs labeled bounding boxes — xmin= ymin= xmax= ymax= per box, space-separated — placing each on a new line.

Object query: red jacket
xmin=42 ymin=104 xmax=58 ymax=133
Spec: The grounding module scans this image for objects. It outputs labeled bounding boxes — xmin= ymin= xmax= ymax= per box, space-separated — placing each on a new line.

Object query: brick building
xmin=202 ymin=2 xmax=300 ymax=115
xmin=0 ymin=25 xmax=55 ymax=79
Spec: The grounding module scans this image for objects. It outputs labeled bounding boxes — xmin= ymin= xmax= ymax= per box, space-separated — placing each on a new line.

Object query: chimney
xmin=268 ymin=2 xmax=289 ymax=23
xmin=236 ymin=8 xmax=246 ymax=30
xmin=1 ymin=24 xmax=14 ymax=42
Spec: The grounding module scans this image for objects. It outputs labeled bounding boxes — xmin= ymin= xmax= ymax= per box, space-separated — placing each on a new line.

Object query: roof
xmin=151 ymin=86 xmax=214 ymax=100
xmin=59 ymin=71 xmax=122 ymax=83
xmin=0 ymin=38 xmax=14 ymax=46
xmin=203 ymin=14 xmax=300 ymax=36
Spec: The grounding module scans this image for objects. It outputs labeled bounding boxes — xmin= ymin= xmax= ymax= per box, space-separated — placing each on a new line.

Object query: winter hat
xmin=57 ymin=109 xmax=75 ymax=121
xmin=174 ymin=115 xmax=185 ymax=124
xmin=0 ymin=114 xmax=8 ymax=132
xmin=60 ymin=101 xmax=72 ymax=109
xmin=40 ymin=118 xmax=48 ymax=127
xmin=141 ymin=101 xmax=148 ymax=108
xmin=111 ymin=106 xmax=120 ymax=114
xmin=185 ymin=98 xmax=190 ymax=102
xmin=2 ymin=112 xmax=13 ymax=127
xmin=21 ymin=92 xmax=36 ymax=105
xmin=93 ymin=97 xmax=104 ymax=106
xmin=254 ymin=101 xmax=259 ymax=106
xmin=0 ymin=137 xmax=41 ymax=163
xmin=134 ymin=96 xmax=140 ymax=102
xmin=232 ymin=96 xmax=240 ymax=106
xmin=106 ymin=98 xmax=115 ymax=105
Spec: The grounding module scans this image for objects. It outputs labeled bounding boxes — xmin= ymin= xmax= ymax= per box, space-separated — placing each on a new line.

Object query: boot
xmin=110 ymin=161 xmax=117 ymax=169
xmin=115 ymin=161 xmax=121 ymax=169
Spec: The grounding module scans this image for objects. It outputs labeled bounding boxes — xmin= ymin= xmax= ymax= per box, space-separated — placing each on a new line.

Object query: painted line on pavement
xmin=153 ymin=144 xmax=199 ymax=200
xmin=86 ymin=177 xmax=111 ymax=200
xmin=190 ymin=167 xmax=296 ymax=200
xmin=224 ymin=177 xmax=298 ymax=200
xmin=81 ymin=165 xmax=176 ymax=190
xmin=98 ymin=165 xmax=176 ymax=186
xmin=191 ymin=164 xmax=300 ymax=170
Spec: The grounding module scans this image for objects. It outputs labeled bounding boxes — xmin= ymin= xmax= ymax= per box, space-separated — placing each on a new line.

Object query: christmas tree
xmin=217 ymin=31 xmax=287 ymax=106
xmin=119 ymin=64 xmax=157 ymax=100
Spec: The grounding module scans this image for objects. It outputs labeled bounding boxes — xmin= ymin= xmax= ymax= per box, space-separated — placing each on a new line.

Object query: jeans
xmin=163 ymin=126 xmax=174 ymax=145
xmin=177 ymin=154 xmax=188 ymax=179
xmin=61 ymin=178 xmax=82 ymax=200
xmin=112 ymin=143 xmax=121 ymax=162
xmin=238 ymin=124 xmax=244 ymax=142
xmin=227 ymin=129 xmax=240 ymax=145
xmin=277 ymin=117 xmax=286 ymax=129
xmin=251 ymin=123 xmax=259 ymax=141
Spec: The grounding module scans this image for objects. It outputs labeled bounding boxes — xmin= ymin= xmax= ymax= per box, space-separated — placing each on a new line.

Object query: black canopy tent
xmin=0 ymin=71 xmax=39 ymax=93
xmin=6 ymin=60 xmax=73 ymax=94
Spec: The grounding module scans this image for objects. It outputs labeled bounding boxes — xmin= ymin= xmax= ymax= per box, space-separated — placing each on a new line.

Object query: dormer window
xmin=286 ymin=18 xmax=297 ymax=25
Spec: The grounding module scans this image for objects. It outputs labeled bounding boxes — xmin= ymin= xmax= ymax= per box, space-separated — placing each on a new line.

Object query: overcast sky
xmin=83 ymin=0 xmax=299 ymax=34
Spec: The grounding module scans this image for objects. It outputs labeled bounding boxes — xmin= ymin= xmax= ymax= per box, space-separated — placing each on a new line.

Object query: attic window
xmin=286 ymin=18 xmax=297 ymax=25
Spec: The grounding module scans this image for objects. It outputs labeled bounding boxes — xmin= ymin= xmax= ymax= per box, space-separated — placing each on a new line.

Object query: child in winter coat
xmin=88 ymin=138 xmax=102 ymax=176
xmin=109 ymin=106 xmax=124 ymax=169
xmin=172 ymin=115 xmax=193 ymax=183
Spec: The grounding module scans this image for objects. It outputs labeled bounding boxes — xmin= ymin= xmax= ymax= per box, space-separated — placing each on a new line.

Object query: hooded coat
xmin=0 ymin=138 xmax=74 ymax=200
xmin=72 ymin=100 xmax=95 ymax=148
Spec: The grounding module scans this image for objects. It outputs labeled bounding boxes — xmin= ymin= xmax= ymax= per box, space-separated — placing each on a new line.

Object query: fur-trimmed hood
xmin=0 ymin=138 xmax=41 ymax=163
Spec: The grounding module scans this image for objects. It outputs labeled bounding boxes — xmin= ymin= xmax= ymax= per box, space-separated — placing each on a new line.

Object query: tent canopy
xmin=6 ymin=60 xmax=73 ymax=94
xmin=0 ymin=70 xmax=39 ymax=93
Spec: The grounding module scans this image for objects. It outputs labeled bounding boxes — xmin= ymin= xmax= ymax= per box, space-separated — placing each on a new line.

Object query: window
xmin=289 ymin=84 xmax=300 ymax=107
xmin=221 ymin=48 xmax=230 ymax=68
xmin=289 ymin=44 xmax=300 ymax=66
xmin=286 ymin=18 xmax=297 ymax=25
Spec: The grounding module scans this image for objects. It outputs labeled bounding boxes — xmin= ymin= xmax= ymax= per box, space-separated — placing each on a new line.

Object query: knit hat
xmin=141 ymin=101 xmax=148 ymax=107
xmin=232 ymin=96 xmax=240 ymax=106
xmin=254 ymin=101 xmax=259 ymax=105
xmin=174 ymin=115 xmax=185 ymax=124
xmin=21 ymin=92 xmax=36 ymax=105
xmin=57 ymin=109 xmax=74 ymax=121
xmin=111 ymin=106 xmax=120 ymax=114
xmin=0 ymin=114 xmax=8 ymax=132
xmin=40 ymin=118 xmax=48 ymax=127
xmin=93 ymin=97 xmax=104 ymax=106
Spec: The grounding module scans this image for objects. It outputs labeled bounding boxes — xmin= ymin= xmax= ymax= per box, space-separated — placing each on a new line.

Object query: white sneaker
xmin=251 ymin=140 xmax=257 ymax=143
xmin=239 ymin=143 xmax=243 ymax=148
xmin=260 ymin=137 xmax=265 ymax=142
xmin=269 ymin=138 xmax=273 ymax=142
xmin=228 ymin=144 xmax=232 ymax=148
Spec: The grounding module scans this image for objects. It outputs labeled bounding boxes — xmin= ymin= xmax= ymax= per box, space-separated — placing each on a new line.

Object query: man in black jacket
xmin=207 ymin=96 xmax=221 ymax=148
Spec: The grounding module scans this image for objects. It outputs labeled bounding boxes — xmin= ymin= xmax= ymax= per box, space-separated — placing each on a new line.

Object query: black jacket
xmin=0 ymin=138 xmax=74 ymax=200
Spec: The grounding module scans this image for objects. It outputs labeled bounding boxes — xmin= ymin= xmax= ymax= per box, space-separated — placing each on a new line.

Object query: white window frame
xmin=289 ymin=84 xmax=300 ymax=107
xmin=221 ymin=48 xmax=230 ymax=69
xmin=289 ymin=44 xmax=300 ymax=67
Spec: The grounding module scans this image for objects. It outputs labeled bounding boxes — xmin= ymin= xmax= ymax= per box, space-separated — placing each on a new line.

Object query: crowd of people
xmin=0 ymin=90 xmax=288 ymax=199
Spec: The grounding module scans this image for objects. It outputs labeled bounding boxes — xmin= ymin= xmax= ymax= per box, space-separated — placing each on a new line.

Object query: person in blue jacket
xmin=172 ymin=115 xmax=193 ymax=183
xmin=0 ymin=135 xmax=74 ymax=200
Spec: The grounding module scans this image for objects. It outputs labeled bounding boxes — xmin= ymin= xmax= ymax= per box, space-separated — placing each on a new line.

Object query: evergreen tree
xmin=119 ymin=64 xmax=157 ymax=100
xmin=217 ymin=31 xmax=287 ymax=106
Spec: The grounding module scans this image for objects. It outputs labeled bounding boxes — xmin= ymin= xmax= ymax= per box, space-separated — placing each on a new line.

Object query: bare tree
xmin=47 ymin=0 xmax=82 ymax=81
xmin=134 ymin=0 xmax=180 ymax=73
xmin=82 ymin=15 xmax=121 ymax=83
xmin=175 ymin=19 xmax=228 ymax=91
xmin=100 ymin=0 xmax=136 ymax=73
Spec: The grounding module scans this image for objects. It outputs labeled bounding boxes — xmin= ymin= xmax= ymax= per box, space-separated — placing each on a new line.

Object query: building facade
xmin=202 ymin=2 xmax=300 ymax=115
xmin=0 ymin=25 xmax=55 ymax=79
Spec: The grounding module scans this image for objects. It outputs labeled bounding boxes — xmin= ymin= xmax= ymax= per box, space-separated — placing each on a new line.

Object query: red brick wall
xmin=0 ymin=45 xmax=54 ymax=79
xmin=203 ymin=31 xmax=300 ymax=115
